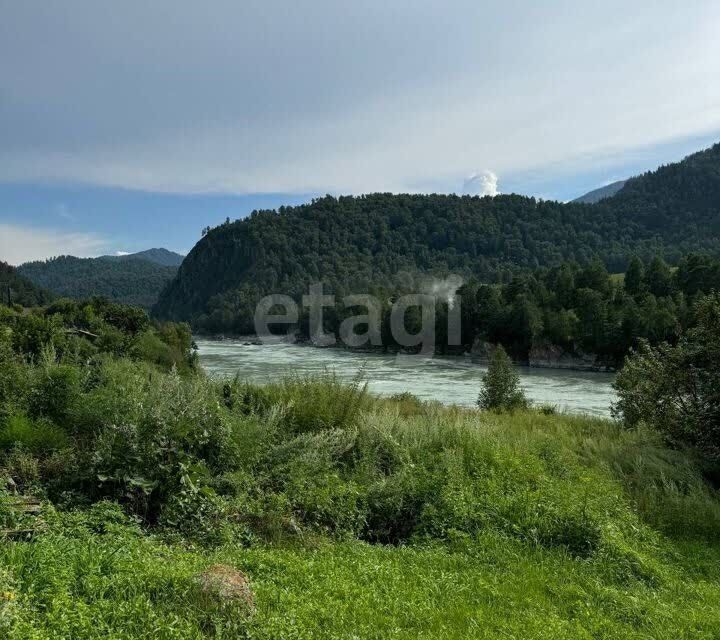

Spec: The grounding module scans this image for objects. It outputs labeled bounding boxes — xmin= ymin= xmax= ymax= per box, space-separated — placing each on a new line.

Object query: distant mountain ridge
xmin=100 ymin=248 xmax=184 ymax=267
xmin=18 ymin=248 xmax=182 ymax=309
xmin=154 ymin=142 xmax=720 ymax=331
xmin=573 ymin=180 xmax=627 ymax=204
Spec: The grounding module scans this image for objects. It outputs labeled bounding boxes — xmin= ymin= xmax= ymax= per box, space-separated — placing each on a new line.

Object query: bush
xmin=28 ymin=360 xmax=82 ymax=430
xmin=131 ymin=329 xmax=195 ymax=373
xmin=0 ymin=415 xmax=69 ymax=454
xmin=1 ymin=448 xmax=41 ymax=492
xmin=613 ymin=293 xmax=720 ymax=459
xmin=477 ymin=346 xmax=529 ymax=412
xmin=228 ymin=373 xmax=370 ymax=435
xmin=0 ymin=340 xmax=30 ymax=421
xmin=538 ymin=404 xmax=558 ymax=416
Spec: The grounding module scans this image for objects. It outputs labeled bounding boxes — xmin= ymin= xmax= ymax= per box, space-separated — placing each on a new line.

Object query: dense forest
xmin=0 ymin=261 xmax=54 ymax=307
xmin=155 ymin=143 xmax=720 ymax=337
xmin=19 ymin=254 xmax=179 ymax=310
xmin=280 ymin=253 xmax=718 ymax=368
xmin=454 ymin=252 xmax=720 ymax=365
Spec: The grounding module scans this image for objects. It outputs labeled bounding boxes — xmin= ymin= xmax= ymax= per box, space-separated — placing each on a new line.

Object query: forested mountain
xmin=19 ymin=255 xmax=177 ymax=309
xmin=155 ymin=143 xmax=720 ymax=334
xmin=572 ymin=180 xmax=627 ymax=203
xmin=0 ymin=261 xmax=54 ymax=307
xmin=100 ymin=248 xmax=185 ymax=267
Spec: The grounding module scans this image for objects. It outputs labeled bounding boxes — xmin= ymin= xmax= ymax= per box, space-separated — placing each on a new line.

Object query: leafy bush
xmin=477 ymin=346 xmax=529 ymax=412
xmin=131 ymin=325 xmax=196 ymax=373
xmin=613 ymin=293 xmax=720 ymax=459
xmin=29 ymin=361 xmax=82 ymax=430
xmin=0 ymin=339 xmax=30 ymax=421
xmin=0 ymin=298 xmax=197 ymax=372
xmin=1 ymin=448 xmax=41 ymax=492
xmin=0 ymin=415 xmax=69 ymax=454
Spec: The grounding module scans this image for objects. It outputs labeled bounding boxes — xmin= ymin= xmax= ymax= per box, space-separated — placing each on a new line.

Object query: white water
xmin=196 ymin=338 xmax=617 ymax=417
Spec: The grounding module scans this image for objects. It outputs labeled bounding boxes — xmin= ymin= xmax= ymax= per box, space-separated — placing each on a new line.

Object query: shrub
xmin=538 ymin=404 xmax=558 ymax=416
xmin=131 ymin=330 xmax=194 ymax=373
xmin=234 ymin=373 xmax=370 ymax=435
xmin=28 ymin=361 xmax=82 ymax=430
xmin=0 ymin=415 xmax=69 ymax=454
xmin=613 ymin=293 xmax=720 ymax=459
xmin=1 ymin=449 xmax=41 ymax=492
xmin=0 ymin=340 xmax=30 ymax=421
xmin=478 ymin=346 xmax=529 ymax=412
xmin=160 ymin=486 xmax=229 ymax=546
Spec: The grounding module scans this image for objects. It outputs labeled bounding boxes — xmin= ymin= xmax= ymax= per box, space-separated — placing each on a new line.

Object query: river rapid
xmin=196 ymin=338 xmax=616 ymax=417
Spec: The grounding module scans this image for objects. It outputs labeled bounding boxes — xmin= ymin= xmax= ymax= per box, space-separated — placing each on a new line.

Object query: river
xmin=196 ymin=338 xmax=617 ymax=417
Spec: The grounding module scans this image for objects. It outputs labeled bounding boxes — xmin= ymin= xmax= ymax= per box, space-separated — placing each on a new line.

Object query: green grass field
xmin=3 ymin=388 xmax=720 ymax=639
xmin=3 ymin=526 xmax=720 ymax=639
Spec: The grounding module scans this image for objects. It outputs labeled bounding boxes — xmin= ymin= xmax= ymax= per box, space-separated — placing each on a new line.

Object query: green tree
xmin=613 ymin=293 xmax=720 ymax=459
xmin=477 ymin=345 xmax=528 ymax=412
xmin=646 ymin=256 xmax=673 ymax=297
xmin=624 ymin=256 xmax=645 ymax=296
xmin=577 ymin=258 xmax=610 ymax=295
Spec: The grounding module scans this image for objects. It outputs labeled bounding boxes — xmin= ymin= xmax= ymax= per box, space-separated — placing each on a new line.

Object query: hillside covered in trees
xmin=19 ymin=253 xmax=179 ymax=310
xmin=0 ymin=261 xmax=54 ymax=307
xmin=155 ymin=143 xmax=720 ymax=336
xmin=100 ymin=248 xmax=184 ymax=267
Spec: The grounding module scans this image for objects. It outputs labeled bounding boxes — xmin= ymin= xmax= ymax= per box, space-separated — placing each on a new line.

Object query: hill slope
xmin=101 ymin=248 xmax=185 ymax=267
xmin=572 ymin=180 xmax=627 ymax=203
xmin=19 ymin=255 xmax=177 ymax=309
xmin=0 ymin=261 xmax=54 ymax=307
xmin=155 ymin=143 xmax=720 ymax=327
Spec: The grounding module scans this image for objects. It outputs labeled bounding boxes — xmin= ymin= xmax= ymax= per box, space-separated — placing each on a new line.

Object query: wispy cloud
xmin=0 ymin=1 xmax=718 ymax=195
xmin=0 ymin=223 xmax=108 ymax=265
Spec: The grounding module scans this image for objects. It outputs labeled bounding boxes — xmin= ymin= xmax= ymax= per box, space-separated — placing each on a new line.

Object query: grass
xmin=2 ymin=364 xmax=720 ymax=638
xmin=1 ymin=515 xmax=720 ymax=639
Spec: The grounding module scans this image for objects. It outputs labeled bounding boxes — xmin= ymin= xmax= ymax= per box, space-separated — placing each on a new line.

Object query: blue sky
xmin=2 ymin=130 xmax=719 ymax=264
xmin=2 ymin=1 xmax=720 ymax=263
xmin=0 ymin=186 xmax=313 ymax=260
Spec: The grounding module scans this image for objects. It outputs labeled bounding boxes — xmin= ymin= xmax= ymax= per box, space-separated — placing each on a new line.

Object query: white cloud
xmin=462 ymin=171 xmax=498 ymax=197
xmin=0 ymin=1 xmax=719 ymax=195
xmin=0 ymin=223 xmax=108 ymax=265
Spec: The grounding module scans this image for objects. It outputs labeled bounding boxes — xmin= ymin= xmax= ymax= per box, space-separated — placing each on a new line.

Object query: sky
xmin=1 ymin=1 xmax=720 ymax=264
